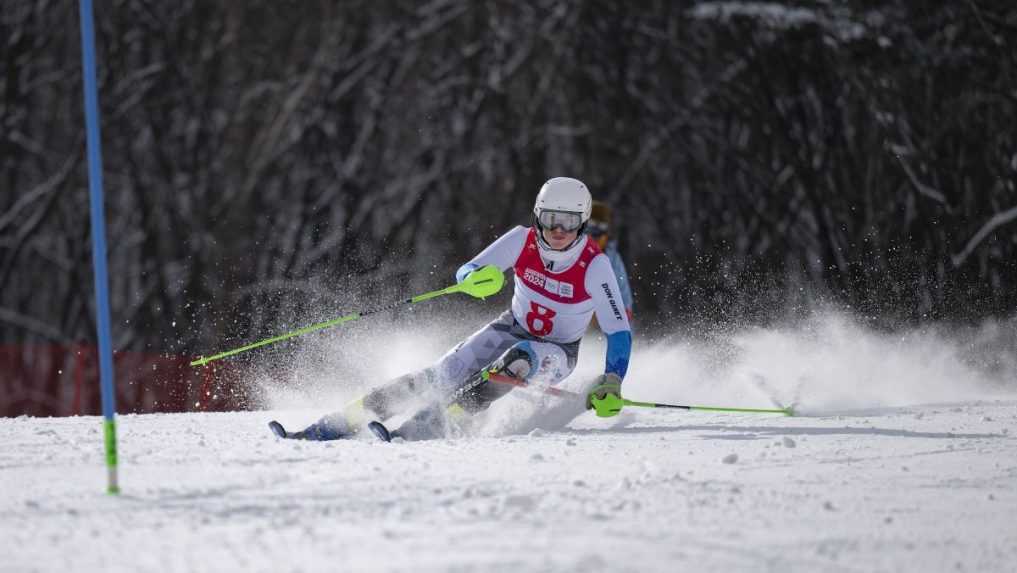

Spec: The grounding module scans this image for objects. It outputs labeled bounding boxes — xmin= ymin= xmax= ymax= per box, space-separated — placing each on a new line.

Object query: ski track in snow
xmin=3 ymin=402 xmax=1017 ymax=573
xmin=5 ymin=313 xmax=1017 ymax=572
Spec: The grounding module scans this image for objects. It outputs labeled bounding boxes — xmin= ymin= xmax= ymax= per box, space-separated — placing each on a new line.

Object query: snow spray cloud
xmin=255 ymin=305 xmax=484 ymax=411
xmin=257 ymin=305 xmax=1016 ymax=429
xmin=477 ymin=311 xmax=1017 ymax=436
xmin=618 ymin=312 xmax=1016 ymax=416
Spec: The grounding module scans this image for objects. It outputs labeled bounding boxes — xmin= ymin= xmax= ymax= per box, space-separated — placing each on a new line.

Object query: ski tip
xmin=367 ymin=420 xmax=392 ymax=443
xmin=268 ymin=420 xmax=288 ymax=439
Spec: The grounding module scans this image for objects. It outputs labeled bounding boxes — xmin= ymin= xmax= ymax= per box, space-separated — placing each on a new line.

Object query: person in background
xmin=588 ymin=201 xmax=634 ymax=321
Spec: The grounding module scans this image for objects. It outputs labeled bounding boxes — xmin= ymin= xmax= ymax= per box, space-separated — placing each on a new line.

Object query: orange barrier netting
xmin=0 ymin=345 xmax=246 ymax=417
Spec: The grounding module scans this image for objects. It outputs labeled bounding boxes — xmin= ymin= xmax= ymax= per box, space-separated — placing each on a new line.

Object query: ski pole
xmin=490 ymin=374 xmax=793 ymax=415
xmin=591 ymin=392 xmax=794 ymax=417
xmin=190 ymin=265 xmax=505 ymax=367
xmin=487 ymin=373 xmax=793 ymax=416
xmin=623 ymin=399 xmax=793 ymax=416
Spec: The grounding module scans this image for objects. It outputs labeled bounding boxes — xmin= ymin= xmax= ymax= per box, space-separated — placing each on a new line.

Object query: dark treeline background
xmin=3 ymin=1 xmax=1016 ymax=365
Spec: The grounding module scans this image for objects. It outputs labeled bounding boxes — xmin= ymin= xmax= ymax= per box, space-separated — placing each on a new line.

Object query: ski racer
xmin=271 ymin=177 xmax=633 ymax=441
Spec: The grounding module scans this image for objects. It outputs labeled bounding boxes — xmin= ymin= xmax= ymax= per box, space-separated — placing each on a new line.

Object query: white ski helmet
xmin=532 ymin=177 xmax=592 ymax=262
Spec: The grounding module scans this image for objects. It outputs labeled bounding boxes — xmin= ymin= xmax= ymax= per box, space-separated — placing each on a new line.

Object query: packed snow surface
xmin=4 ymin=313 xmax=1017 ymax=572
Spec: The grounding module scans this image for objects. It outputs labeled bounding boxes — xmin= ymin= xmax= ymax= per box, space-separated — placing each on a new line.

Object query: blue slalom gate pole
xmin=79 ymin=0 xmax=119 ymax=494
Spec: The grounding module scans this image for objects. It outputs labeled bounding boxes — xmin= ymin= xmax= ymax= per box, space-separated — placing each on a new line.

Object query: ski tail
xmin=367 ymin=421 xmax=392 ymax=442
xmin=268 ymin=420 xmax=288 ymax=438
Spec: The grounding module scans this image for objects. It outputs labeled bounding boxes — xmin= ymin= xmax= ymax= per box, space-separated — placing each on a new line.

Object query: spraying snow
xmin=3 ymin=310 xmax=1016 ymax=572
xmin=259 ymin=310 xmax=1013 ymax=436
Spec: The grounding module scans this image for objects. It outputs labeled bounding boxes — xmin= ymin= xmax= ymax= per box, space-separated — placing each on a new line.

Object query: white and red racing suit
xmin=299 ymin=226 xmax=634 ymax=441
xmin=439 ymin=225 xmax=632 ymax=392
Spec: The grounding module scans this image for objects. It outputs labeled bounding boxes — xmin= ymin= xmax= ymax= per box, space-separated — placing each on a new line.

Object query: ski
xmin=367 ymin=420 xmax=393 ymax=442
xmin=267 ymin=419 xmax=351 ymax=441
xmin=268 ymin=420 xmax=288 ymax=438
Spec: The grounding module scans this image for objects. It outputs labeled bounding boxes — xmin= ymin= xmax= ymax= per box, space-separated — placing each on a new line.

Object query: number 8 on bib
xmin=526 ymin=301 xmax=556 ymax=336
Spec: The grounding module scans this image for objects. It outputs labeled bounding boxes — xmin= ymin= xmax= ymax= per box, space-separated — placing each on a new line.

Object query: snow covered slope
xmin=4 ymin=401 xmax=1016 ymax=572
xmin=5 ymin=313 xmax=1016 ymax=572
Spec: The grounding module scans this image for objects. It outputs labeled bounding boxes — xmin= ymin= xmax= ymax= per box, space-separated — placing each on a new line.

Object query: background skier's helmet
xmin=532 ymin=177 xmax=592 ymax=261
xmin=589 ymin=200 xmax=612 ymax=249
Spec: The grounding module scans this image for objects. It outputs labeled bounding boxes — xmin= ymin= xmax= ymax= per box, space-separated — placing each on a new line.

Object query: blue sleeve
xmin=456 ymin=262 xmax=480 ymax=284
xmin=605 ymin=330 xmax=632 ymax=380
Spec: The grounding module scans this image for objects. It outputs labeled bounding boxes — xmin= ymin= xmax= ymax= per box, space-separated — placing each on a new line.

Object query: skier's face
xmin=542 ymin=227 xmax=578 ymax=250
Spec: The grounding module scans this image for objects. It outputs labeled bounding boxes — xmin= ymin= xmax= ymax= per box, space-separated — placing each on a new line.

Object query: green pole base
xmin=104 ymin=419 xmax=120 ymax=495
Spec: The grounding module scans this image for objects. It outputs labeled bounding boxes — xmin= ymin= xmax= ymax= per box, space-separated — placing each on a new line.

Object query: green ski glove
xmin=586 ymin=373 xmax=623 ymax=418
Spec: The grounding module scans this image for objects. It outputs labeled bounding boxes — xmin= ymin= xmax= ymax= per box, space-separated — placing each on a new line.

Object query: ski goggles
xmin=537 ymin=209 xmax=584 ymax=232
